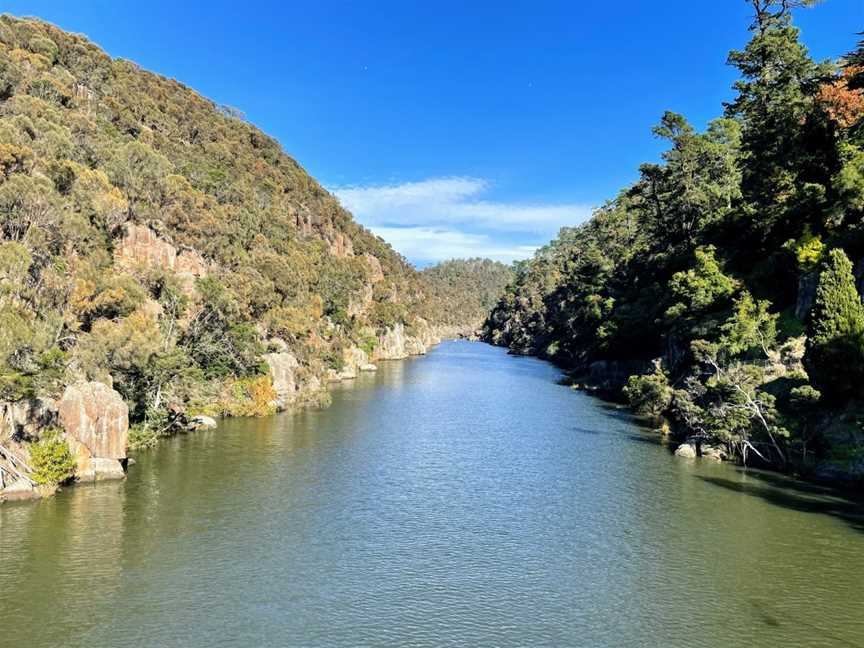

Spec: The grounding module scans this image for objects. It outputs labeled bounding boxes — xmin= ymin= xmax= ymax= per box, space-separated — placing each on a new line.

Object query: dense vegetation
xmin=485 ymin=1 xmax=864 ymax=479
xmin=0 ymin=15 xmax=484 ymax=448
xmin=416 ymin=259 xmax=513 ymax=329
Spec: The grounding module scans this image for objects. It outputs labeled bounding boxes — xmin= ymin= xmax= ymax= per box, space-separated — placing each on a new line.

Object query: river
xmin=1 ymin=341 xmax=863 ymax=647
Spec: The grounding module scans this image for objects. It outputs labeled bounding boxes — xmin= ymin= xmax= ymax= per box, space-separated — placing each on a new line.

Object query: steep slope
xmin=484 ymin=7 xmax=864 ymax=483
xmin=0 ymin=15 xmax=463 ymax=494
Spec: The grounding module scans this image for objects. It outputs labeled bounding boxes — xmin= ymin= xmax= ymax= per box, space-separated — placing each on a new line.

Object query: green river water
xmin=1 ymin=341 xmax=863 ymax=647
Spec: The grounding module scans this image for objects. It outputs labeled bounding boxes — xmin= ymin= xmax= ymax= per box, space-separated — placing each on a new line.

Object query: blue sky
xmin=4 ymin=1 xmax=862 ymax=264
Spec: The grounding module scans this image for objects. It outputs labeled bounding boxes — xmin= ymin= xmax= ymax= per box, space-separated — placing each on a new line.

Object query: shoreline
xmin=492 ymin=343 xmax=864 ymax=491
xmin=0 ymin=328 xmax=472 ymax=504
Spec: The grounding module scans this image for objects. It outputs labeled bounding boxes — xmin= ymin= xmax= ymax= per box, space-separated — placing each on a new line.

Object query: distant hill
xmin=417 ymin=258 xmax=514 ymax=328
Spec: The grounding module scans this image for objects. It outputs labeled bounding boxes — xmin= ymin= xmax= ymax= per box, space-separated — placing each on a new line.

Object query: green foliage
xmin=787 ymin=226 xmax=824 ymax=271
xmin=29 ymin=433 xmax=75 ymax=486
xmin=804 ymin=248 xmax=864 ymax=401
xmin=719 ymin=292 xmax=777 ymax=357
xmin=417 ymin=259 xmax=514 ymax=327
xmin=624 ymin=365 xmax=672 ymax=416
xmin=835 ymin=146 xmax=864 ymax=213
xmin=0 ymin=15 xmax=460 ymax=453
xmin=666 ymin=246 xmax=739 ymax=319
xmin=27 ymin=36 xmax=58 ymax=63
xmin=483 ymin=2 xmax=861 ymax=469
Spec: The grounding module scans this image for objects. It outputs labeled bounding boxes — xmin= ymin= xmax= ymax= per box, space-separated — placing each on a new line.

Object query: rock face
xmin=795 ymin=272 xmax=819 ymax=320
xmin=0 ymin=398 xmax=57 ymax=442
xmin=374 ymin=323 xmax=414 ymax=360
xmin=114 ymin=223 xmax=176 ymax=270
xmin=264 ymin=352 xmax=300 ymax=408
xmin=373 ymin=321 xmax=441 ymax=361
xmin=114 ymin=223 xmax=207 ymax=296
xmin=328 ymin=231 xmax=354 ymax=257
xmin=58 ymin=382 xmax=129 ymax=481
xmin=363 ymin=254 xmax=384 ymax=283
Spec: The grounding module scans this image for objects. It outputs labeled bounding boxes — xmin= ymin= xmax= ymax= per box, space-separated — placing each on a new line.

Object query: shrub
xmin=624 ymin=365 xmax=672 ymax=416
xmin=792 ymin=227 xmax=824 ymax=272
xmin=29 ymin=434 xmax=75 ymax=486
xmin=219 ymin=375 xmax=277 ymax=418
xmin=27 ymin=36 xmax=58 ymax=63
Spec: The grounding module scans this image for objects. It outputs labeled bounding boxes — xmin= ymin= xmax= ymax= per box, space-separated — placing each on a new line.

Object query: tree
xmin=726 ymin=0 xmax=833 ymax=238
xmin=675 ymin=340 xmax=789 ymax=466
xmin=719 ymin=291 xmax=777 ymax=357
xmin=666 ymin=246 xmax=739 ymax=319
xmin=631 ymin=113 xmax=741 ymax=248
xmin=803 ymin=248 xmax=864 ymax=401
xmin=29 ymin=435 xmax=75 ymax=486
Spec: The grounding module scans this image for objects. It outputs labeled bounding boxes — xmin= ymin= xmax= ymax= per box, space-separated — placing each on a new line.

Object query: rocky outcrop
xmin=264 ymin=352 xmax=300 ymax=408
xmin=374 ymin=323 xmax=411 ymax=360
xmin=372 ymin=319 xmax=447 ymax=361
xmin=328 ymin=231 xmax=354 ymax=257
xmin=795 ymin=271 xmax=819 ymax=320
xmin=114 ymin=223 xmax=207 ymax=296
xmin=363 ymin=254 xmax=384 ymax=283
xmin=1 ymin=398 xmax=57 ymax=442
xmin=58 ymin=382 xmax=129 ymax=481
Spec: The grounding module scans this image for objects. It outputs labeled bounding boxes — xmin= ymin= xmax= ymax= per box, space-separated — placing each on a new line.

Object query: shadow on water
xmin=624 ymin=434 xmax=665 ymax=448
xmin=571 ymin=426 xmax=601 ymax=435
xmin=698 ymin=469 xmax=864 ymax=535
xmin=748 ymin=598 xmax=864 ymax=648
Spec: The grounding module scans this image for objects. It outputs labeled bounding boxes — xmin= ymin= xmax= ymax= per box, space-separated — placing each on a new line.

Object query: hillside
xmin=484 ymin=3 xmax=864 ymax=483
xmin=0 ymin=15 xmax=489 ymax=495
xmin=416 ymin=258 xmax=514 ymax=330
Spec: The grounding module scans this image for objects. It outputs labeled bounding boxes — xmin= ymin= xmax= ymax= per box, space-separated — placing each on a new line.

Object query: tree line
xmin=484 ymin=1 xmax=864 ymax=478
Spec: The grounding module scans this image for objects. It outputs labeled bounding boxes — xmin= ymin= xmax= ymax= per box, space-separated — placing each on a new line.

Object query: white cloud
xmin=332 ymin=176 xmax=592 ymax=234
xmin=371 ymin=226 xmax=538 ymax=265
xmin=329 ymin=176 xmax=592 ymax=264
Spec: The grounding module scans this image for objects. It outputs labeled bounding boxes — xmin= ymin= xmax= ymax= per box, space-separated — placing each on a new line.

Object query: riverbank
xmin=497 ymin=344 xmax=864 ymax=490
xmin=0 ymin=322 xmax=475 ymax=503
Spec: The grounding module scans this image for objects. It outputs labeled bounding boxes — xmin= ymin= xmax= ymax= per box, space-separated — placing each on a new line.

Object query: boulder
xmin=360 ymin=363 xmax=378 ymax=372
xmin=190 ymin=415 xmax=218 ymax=430
xmin=58 ymin=382 xmax=128 ymax=481
xmin=701 ymin=444 xmax=728 ymax=462
xmin=674 ymin=442 xmax=698 ymax=459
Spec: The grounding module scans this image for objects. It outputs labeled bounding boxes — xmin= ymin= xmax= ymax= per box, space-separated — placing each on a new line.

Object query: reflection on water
xmin=1 ymin=342 xmax=863 ymax=648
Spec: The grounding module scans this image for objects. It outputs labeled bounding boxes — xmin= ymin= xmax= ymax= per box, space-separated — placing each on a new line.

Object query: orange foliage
xmin=817 ymin=66 xmax=864 ymax=129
